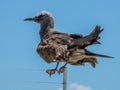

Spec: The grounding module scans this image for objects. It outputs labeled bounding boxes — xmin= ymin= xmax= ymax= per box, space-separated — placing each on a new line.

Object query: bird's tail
xmin=70 ymin=25 xmax=103 ymax=48
xmin=85 ymin=50 xmax=114 ymax=58
xmin=89 ymin=25 xmax=103 ymax=44
xmin=83 ymin=25 xmax=103 ymax=45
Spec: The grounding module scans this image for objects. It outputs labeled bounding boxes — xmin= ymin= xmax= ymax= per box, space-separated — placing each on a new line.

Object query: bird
xmin=24 ymin=11 xmax=113 ymax=76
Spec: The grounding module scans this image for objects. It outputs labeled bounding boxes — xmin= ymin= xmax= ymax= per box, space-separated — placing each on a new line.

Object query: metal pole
xmin=63 ymin=67 xmax=67 ymax=90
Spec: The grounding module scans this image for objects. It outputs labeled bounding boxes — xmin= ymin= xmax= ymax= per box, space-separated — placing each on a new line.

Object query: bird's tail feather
xmin=70 ymin=25 xmax=104 ymax=48
xmin=90 ymin=25 xmax=103 ymax=37
xmin=86 ymin=50 xmax=114 ymax=58
xmin=84 ymin=25 xmax=104 ymax=45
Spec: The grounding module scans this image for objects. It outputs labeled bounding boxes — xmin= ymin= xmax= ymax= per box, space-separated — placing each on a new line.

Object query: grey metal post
xmin=63 ymin=67 xmax=67 ymax=90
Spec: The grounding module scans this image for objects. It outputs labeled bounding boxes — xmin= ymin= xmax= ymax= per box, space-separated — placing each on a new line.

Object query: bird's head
xmin=24 ymin=11 xmax=54 ymax=24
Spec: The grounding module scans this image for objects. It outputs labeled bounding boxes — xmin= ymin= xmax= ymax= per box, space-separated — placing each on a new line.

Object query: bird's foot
xmin=58 ymin=67 xmax=66 ymax=74
xmin=46 ymin=69 xmax=56 ymax=77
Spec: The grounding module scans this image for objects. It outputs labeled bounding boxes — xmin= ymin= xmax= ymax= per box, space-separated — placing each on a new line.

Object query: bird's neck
xmin=39 ymin=20 xmax=54 ymax=39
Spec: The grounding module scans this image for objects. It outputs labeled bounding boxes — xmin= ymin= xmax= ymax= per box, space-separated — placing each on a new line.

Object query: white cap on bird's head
xmin=36 ymin=11 xmax=54 ymax=18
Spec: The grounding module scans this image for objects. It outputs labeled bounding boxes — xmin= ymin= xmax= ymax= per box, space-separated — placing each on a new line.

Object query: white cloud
xmin=58 ymin=87 xmax=62 ymax=90
xmin=70 ymin=83 xmax=92 ymax=90
xmin=58 ymin=83 xmax=92 ymax=90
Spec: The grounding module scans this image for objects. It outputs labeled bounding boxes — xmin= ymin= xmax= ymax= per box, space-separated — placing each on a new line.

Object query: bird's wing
xmin=45 ymin=26 xmax=102 ymax=49
xmin=49 ymin=31 xmax=73 ymax=45
xmin=68 ymin=26 xmax=103 ymax=49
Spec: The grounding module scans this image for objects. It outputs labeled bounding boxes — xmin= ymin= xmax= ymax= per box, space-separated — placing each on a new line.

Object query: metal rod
xmin=63 ymin=67 xmax=67 ymax=90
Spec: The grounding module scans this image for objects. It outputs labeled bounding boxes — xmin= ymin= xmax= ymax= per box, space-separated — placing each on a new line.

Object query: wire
xmin=24 ymin=81 xmax=62 ymax=84
xmin=0 ymin=80 xmax=62 ymax=85
xmin=0 ymin=68 xmax=46 ymax=71
xmin=0 ymin=68 xmax=65 ymax=85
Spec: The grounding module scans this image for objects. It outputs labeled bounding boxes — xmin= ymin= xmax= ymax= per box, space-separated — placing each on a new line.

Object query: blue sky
xmin=0 ymin=0 xmax=120 ymax=90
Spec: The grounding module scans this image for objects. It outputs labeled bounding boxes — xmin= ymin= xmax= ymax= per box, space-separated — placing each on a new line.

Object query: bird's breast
xmin=37 ymin=43 xmax=68 ymax=63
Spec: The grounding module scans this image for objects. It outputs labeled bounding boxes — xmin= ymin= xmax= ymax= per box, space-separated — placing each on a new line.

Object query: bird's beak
xmin=24 ymin=17 xmax=35 ymax=21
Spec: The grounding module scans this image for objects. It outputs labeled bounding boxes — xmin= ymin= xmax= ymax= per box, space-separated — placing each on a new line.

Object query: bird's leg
xmin=58 ymin=62 xmax=67 ymax=74
xmin=46 ymin=62 xmax=59 ymax=77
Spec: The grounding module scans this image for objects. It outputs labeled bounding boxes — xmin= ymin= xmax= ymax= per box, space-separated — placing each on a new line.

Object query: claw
xmin=58 ymin=67 xmax=66 ymax=74
xmin=46 ymin=69 xmax=56 ymax=77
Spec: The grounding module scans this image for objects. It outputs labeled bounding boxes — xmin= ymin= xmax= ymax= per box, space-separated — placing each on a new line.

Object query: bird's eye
xmin=35 ymin=15 xmax=44 ymax=19
xmin=34 ymin=14 xmax=47 ymax=22
xmin=40 ymin=15 xmax=44 ymax=18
